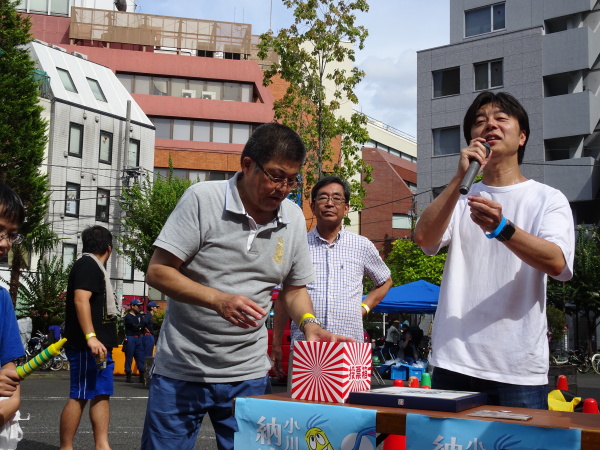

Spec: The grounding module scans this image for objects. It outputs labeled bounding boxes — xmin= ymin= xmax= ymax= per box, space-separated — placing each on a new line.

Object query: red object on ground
xmin=421 ymin=385 xmax=431 ymax=389
xmin=556 ymin=375 xmax=568 ymax=391
xmin=393 ymin=379 xmax=404 ymax=387
xmin=383 ymin=434 xmax=406 ymax=450
xmin=582 ymin=398 xmax=599 ymax=414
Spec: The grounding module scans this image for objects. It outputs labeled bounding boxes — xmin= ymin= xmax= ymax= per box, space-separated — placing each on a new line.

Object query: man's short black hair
xmin=463 ymin=91 xmax=530 ymax=164
xmin=0 ymin=182 xmax=25 ymax=226
xmin=81 ymin=225 xmax=113 ymax=255
xmin=310 ymin=176 xmax=350 ymax=203
xmin=240 ymin=123 xmax=306 ymax=166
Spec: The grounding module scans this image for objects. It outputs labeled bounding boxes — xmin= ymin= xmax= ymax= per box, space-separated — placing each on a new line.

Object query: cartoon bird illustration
xmin=494 ymin=434 xmax=521 ymax=450
xmin=305 ymin=414 xmax=334 ymax=450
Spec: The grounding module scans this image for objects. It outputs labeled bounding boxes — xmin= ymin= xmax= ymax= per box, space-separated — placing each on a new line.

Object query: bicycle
xmin=590 ymin=352 xmax=600 ymax=375
xmin=567 ymin=348 xmax=593 ymax=374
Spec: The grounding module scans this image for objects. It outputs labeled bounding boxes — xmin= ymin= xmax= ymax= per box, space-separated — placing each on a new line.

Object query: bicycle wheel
xmin=50 ymin=359 xmax=64 ymax=371
xmin=577 ymin=359 xmax=591 ymax=374
xmin=591 ymin=354 xmax=600 ymax=375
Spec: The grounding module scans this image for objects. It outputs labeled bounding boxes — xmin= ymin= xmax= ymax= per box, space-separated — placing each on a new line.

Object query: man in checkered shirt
xmin=271 ymin=176 xmax=392 ymax=382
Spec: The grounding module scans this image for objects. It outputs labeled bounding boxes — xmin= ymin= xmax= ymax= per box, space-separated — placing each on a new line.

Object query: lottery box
xmin=291 ymin=341 xmax=371 ymax=403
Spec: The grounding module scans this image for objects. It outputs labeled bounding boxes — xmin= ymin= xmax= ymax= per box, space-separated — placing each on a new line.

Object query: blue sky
xmin=115 ymin=0 xmax=450 ymax=137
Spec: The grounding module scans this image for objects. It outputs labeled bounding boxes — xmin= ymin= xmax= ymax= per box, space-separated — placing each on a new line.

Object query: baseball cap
xmin=147 ymin=301 xmax=158 ymax=308
xmin=130 ymin=298 xmax=143 ymax=306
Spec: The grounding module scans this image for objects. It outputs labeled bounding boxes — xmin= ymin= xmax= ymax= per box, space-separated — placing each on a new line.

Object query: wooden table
xmin=253 ymin=392 xmax=600 ymax=449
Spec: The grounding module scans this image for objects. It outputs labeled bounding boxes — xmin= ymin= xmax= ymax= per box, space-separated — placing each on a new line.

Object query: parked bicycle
xmin=16 ymin=330 xmax=69 ymax=371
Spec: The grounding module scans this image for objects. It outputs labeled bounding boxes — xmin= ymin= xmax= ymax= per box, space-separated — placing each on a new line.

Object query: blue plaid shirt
xmin=291 ymin=227 xmax=391 ymax=344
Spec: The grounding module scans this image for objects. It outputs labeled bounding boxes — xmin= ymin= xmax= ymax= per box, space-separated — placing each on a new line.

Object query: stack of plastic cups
xmin=421 ymin=372 xmax=432 ymax=389
xmin=556 ymin=375 xmax=569 ymax=391
xmin=409 ymin=376 xmax=420 ymax=388
xmin=582 ymin=398 xmax=599 ymax=414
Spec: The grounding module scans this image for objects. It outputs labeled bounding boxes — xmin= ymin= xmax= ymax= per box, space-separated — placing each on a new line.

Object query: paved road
xmin=15 ymin=370 xmax=600 ymax=449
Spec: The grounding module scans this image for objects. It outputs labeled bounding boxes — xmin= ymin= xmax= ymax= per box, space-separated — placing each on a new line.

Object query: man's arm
xmin=73 ymin=289 xmax=106 ymax=357
xmin=146 ymin=247 xmax=266 ymax=328
xmin=280 ymin=284 xmax=353 ymax=343
xmin=0 ymin=362 xmax=20 ymax=427
xmin=362 ymin=277 xmax=392 ymax=316
xmin=414 ymin=140 xmax=490 ymax=249
xmin=468 ymin=196 xmax=567 ymax=277
xmin=270 ymin=298 xmax=288 ymax=380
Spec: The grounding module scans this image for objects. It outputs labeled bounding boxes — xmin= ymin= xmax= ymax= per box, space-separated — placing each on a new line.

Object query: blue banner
xmin=406 ymin=413 xmax=581 ymax=450
xmin=235 ymin=398 xmax=377 ymax=450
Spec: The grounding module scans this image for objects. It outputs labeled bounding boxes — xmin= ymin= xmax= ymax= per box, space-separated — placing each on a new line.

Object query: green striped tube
xmin=16 ymin=347 xmax=53 ymax=379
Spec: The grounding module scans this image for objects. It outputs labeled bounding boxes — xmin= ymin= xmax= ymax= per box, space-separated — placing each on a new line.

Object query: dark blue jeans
xmin=432 ymin=367 xmax=548 ymax=409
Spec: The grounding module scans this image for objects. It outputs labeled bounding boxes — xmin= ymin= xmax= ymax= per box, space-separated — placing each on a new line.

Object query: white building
xmin=28 ymin=40 xmax=155 ymax=301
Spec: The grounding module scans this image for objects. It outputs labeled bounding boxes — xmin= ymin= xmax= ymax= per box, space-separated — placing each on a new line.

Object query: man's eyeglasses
xmin=314 ymin=195 xmax=347 ymax=206
xmin=0 ymin=232 xmax=24 ymax=245
xmin=254 ymin=160 xmax=301 ymax=190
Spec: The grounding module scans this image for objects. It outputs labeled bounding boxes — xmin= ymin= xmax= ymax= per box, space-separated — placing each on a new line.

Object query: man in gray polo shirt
xmin=141 ymin=123 xmax=351 ymax=450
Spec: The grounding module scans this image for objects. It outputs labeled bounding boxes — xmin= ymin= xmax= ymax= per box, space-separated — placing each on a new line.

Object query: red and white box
xmin=291 ymin=341 xmax=371 ymax=403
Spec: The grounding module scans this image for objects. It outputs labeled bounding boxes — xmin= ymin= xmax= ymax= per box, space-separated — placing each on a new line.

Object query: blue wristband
xmin=486 ymin=216 xmax=507 ymax=239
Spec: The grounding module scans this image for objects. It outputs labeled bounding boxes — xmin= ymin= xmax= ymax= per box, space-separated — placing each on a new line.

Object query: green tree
xmin=117 ymin=163 xmax=193 ymax=274
xmin=548 ymin=225 xmax=600 ymax=354
xmin=385 ymin=239 xmax=446 ymax=287
xmin=1 ymin=255 xmax=71 ymax=333
xmin=0 ymin=0 xmax=56 ymax=305
xmin=258 ymin=0 xmax=372 ymax=211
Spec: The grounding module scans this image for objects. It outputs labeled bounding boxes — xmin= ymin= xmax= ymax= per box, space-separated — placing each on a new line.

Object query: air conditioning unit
xmin=182 ymin=89 xmax=196 ymax=98
xmin=201 ymin=91 xmax=216 ymax=100
xmin=51 ymin=44 xmax=66 ymax=52
xmin=71 ymin=51 xmax=88 ymax=60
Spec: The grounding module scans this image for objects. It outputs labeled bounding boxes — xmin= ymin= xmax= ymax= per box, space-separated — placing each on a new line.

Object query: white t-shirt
xmin=421 ymin=180 xmax=574 ymax=385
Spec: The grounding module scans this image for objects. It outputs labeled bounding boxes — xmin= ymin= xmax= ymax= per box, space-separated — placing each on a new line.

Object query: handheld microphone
xmin=459 ymin=142 xmax=490 ymax=195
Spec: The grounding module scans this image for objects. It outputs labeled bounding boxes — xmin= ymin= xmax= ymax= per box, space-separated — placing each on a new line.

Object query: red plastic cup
xmin=582 ymin=398 xmax=599 ymax=414
xmin=409 ymin=376 xmax=420 ymax=388
xmin=383 ymin=434 xmax=406 ymax=450
xmin=556 ymin=375 xmax=568 ymax=391
xmin=393 ymin=379 xmax=404 ymax=387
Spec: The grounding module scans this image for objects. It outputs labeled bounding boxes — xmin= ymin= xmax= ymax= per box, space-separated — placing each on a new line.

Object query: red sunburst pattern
xmin=291 ymin=342 xmax=371 ymax=403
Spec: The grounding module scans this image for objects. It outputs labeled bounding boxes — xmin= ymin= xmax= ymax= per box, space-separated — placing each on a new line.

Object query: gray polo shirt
xmin=152 ymin=172 xmax=314 ymax=383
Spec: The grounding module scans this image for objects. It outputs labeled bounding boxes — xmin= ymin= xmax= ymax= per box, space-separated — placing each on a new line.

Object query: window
xmin=133 ymin=75 xmax=150 ymax=94
xmin=69 ymin=123 xmax=83 ymax=157
xmin=57 ymin=68 xmax=77 ymax=93
xmin=117 ymin=73 xmax=133 ymax=92
xmin=127 ymin=139 xmax=140 ymax=167
xmin=393 ymin=214 xmax=412 ymax=229
xmin=87 ymin=77 xmax=107 ymax=102
xmin=173 ymin=120 xmax=191 ymax=140
xmin=153 ymin=118 xmax=171 ymax=140
xmin=96 ymin=189 xmax=110 ymax=222
xmin=99 ymin=131 xmax=112 ymax=164
xmin=433 ymin=68 xmax=460 ymax=98
xmin=65 ymin=183 xmax=80 ymax=217
xmin=475 ymin=60 xmax=503 ymax=91
xmin=122 ymin=255 xmax=134 ymax=282
xmin=62 ymin=243 xmax=77 ymax=269
xmin=465 ymin=3 xmax=505 ymax=37
xmin=50 ymin=0 xmax=69 ymax=15
xmin=153 ymin=77 xmax=168 ymax=96
xmin=193 ymin=121 xmax=211 ymax=142
xmin=212 ymin=122 xmax=230 ymax=143
xmin=433 ymin=126 xmax=461 ymax=156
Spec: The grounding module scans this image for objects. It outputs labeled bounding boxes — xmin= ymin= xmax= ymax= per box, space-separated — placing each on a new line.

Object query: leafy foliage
xmin=385 ymin=239 xmax=446 ymax=287
xmin=258 ymin=0 xmax=372 ymax=212
xmin=2 ymin=255 xmax=71 ymax=332
xmin=548 ymin=225 xmax=600 ymax=353
xmin=0 ymin=0 xmax=56 ymax=304
xmin=117 ymin=163 xmax=193 ymax=274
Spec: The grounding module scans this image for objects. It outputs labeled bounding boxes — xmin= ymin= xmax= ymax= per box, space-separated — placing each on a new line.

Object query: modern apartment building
xmin=417 ymin=0 xmax=599 ymax=225
xmin=26 ymin=40 xmax=155 ymax=301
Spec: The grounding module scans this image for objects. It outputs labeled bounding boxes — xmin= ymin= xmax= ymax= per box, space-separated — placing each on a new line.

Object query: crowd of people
xmin=0 ymin=91 xmax=577 ymax=448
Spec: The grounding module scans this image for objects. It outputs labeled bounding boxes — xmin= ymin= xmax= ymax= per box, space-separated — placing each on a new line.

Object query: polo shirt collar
xmin=225 ymin=171 xmax=290 ymax=224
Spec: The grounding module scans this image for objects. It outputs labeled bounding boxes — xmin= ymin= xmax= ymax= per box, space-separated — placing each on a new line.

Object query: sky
xmin=117 ymin=0 xmax=451 ymax=138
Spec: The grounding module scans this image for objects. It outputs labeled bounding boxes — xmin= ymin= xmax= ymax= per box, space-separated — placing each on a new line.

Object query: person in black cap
xmin=123 ymin=299 xmax=145 ymax=383
xmin=141 ymin=301 xmax=159 ymax=367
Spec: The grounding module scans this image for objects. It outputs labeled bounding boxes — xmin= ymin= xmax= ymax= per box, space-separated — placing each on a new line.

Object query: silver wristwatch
xmin=299 ymin=317 xmax=322 ymax=334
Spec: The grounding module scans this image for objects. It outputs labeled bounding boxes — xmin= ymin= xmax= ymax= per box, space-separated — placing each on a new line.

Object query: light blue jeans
xmin=141 ymin=373 xmax=270 ymax=450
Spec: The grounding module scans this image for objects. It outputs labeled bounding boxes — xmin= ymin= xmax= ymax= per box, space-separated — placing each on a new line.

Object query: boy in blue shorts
xmin=59 ymin=225 xmax=118 ymax=450
xmin=0 ymin=182 xmax=26 ymax=429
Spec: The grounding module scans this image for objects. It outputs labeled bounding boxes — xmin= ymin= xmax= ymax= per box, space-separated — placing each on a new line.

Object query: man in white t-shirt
xmin=414 ymin=91 xmax=575 ymax=409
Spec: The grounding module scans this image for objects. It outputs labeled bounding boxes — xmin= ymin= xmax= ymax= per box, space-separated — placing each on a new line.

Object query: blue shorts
xmin=66 ymin=348 xmax=114 ymax=400
xmin=141 ymin=373 xmax=269 ymax=450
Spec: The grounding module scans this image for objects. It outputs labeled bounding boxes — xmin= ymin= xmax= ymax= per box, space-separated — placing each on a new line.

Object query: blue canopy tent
xmin=372 ymin=280 xmax=440 ymax=314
